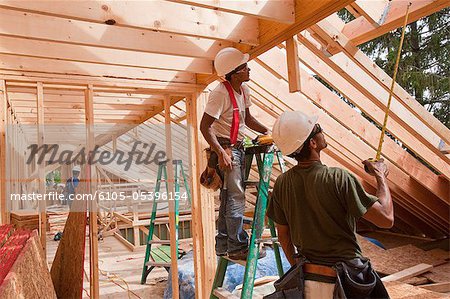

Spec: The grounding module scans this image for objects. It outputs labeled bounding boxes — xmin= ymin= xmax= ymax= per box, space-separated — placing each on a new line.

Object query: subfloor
xmin=46 ymin=233 xmax=168 ymax=299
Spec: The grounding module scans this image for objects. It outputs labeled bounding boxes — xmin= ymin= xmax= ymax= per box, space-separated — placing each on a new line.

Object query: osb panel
xmin=423 ymin=262 xmax=450 ymax=283
xmin=358 ymin=236 xmax=448 ymax=275
xmin=385 ymin=282 xmax=448 ymax=299
xmin=0 ymin=231 xmax=56 ymax=299
xmin=50 ymin=199 xmax=87 ymax=299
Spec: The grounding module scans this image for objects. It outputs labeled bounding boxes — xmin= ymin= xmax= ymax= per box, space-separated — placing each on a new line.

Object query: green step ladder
xmin=141 ymin=159 xmax=192 ymax=284
xmin=210 ymin=145 xmax=287 ymax=298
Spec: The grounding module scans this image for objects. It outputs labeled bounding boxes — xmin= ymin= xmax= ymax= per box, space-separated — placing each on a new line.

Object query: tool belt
xmin=200 ymin=137 xmax=243 ymax=191
xmin=263 ymin=256 xmax=389 ymax=299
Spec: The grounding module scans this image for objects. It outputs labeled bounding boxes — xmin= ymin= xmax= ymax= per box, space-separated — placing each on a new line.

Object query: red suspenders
xmin=223 ymin=81 xmax=245 ymax=145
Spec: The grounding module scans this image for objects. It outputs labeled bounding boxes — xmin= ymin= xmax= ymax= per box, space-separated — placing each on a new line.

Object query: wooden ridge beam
xmin=167 ymin=0 xmax=295 ymax=23
xmin=311 ymin=18 xmax=450 ymax=146
xmin=255 ymin=47 xmax=449 ymax=202
xmin=0 ymin=2 xmax=258 ymax=45
xmin=0 ymin=54 xmax=196 ymax=83
xmin=341 ymin=0 xmax=450 ymax=45
xmin=248 ymin=59 xmax=449 ymax=226
xmin=0 ymin=35 xmax=213 ymax=74
xmin=295 ymin=36 xmax=450 ymax=180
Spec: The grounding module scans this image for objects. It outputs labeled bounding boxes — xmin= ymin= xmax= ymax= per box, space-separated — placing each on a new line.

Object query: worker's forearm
xmin=201 ymin=127 xmax=224 ymax=155
xmin=246 ymin=116 xmax=268 ymax=134
xmin=278 ymin=234 xmax=296 ymax=266
xmin=375 ymin=175 xmax=393 ymax=219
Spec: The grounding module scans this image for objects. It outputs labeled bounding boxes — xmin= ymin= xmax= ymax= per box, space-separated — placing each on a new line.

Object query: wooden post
xmin=286 ymin=36 xmax=301 ymax=92
xmin=37 ymin=82 xmax=47 ymax=255
xmin=186 ymin=92 xmax=216 ymax=298
xmin=0 ymin=80 xmax=7 ymax=224
xmin=85 ymin=84 xmax=99 ymax=298
xmin=164 ymin=95 xmax=179 ymax=299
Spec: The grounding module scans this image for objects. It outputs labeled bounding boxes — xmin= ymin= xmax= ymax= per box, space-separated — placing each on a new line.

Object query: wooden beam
xmin=350 ymin=0 xmax=390 ymax=26
xmin=0 ymin=7 xmax=231 ymax=59
xmin=285 ymin=37 xmax=301 ymax=93
xmin=164 ymin=95 xmax=179 ymax=298
xmin=252 ymin=0 xmax=353 ymax=58
xmin=36 ymin=82 xmax=46 ymax=255
xmin=197 ymin=0 xmax=354 ymax=85
xmin=186 ymin=92 xmax=216 ymax=298
xmin=85 ymin=84 xmax=99 ymax=299
xmin=312 ymin=18 xmax=450 ymax=146
xmin=247 ymin=70 xmax=448 ymax=234
xmin=255 ymin=47 xmax=449 ymax=202
xmin=296 ymin=35 xmax=450 ymax=180
xmin=113 ymin=232 xmax=135 ymax=252
xmin=0 ymin=54 xmax=196 ymax=83
xmin=0 ymin=2 xmax=258 ymax=45
xmin=1 ymin=71 xmax=201 ymax=93
xmin=0 ymin=35 xmax=213 ymax=74
xmin=341 ymin=0 xmax=450 ymax=45
xmin=0 ymin=80 xmax=7 ymax=224
xmin=381 ymin=264 xmax=433 ymax=282
xmin=167 ymin=0 xmax=295 ymax=23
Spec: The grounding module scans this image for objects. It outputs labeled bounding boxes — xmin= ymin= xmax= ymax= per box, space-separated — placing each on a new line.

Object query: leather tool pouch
xmin=263 ymin=258 xmax=305 ymax=299
xmin=334 ymin=258 xmax=389 ymax=299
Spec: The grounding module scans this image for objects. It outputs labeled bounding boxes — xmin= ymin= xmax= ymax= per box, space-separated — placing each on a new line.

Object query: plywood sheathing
xmin=50 ymin=199 xmax=87 ymax=299
xmin=358 ymin=236 xmax=448 ymax=275
xmin=0 ymin=231 xmax=56 ymax=299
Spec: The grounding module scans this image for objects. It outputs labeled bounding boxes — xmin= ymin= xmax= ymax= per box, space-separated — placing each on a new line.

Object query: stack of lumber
xmin=10 ymin=210 xmax=40 ymax=230
xmin=0 ymin=226 xmax=56 ymax=298
xmin=47 ymin=205 xmax=70 ymax=234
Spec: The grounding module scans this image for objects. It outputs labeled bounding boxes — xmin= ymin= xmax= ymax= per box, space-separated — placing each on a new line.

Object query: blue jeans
xmin=215 ymin=148 xmax=249 ymax=254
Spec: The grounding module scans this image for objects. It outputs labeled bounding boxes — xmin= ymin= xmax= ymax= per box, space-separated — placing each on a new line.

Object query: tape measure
xmin=365 ymin=3 xmax=411 ymax=174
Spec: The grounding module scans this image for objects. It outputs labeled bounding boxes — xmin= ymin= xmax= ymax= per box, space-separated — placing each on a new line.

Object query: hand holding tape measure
xmin=364 ymin=3 xmax=411 ymax=174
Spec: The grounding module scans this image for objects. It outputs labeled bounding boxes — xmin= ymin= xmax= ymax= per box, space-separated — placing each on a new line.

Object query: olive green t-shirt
xmin=266 ymin=162 xmax=378 ymax=265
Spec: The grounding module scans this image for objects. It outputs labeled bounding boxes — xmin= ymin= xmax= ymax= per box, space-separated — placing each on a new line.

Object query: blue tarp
xmin=164 ymin=247 xmax=291 ymax=299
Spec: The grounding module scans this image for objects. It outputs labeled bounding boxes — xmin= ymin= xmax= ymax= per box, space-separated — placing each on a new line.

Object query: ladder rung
xmin=213 ymin=288 xmax=239 ymax=299
xmin=243 ymin=216 xmax=253 ymax=225
xmin=255 ymin=237 xmax=278 ymax=244
xmin=148 ymin=240 xmax=171 ymax=245
xmin=153 ymin=215 xmax=191 ymax=224
xmin=245 ymin=180 xmax=259 ymax=187
xmin=145 ymin=261 xmax=171 ymax=267
xmin=223 ymin=256 xmax=246 ymax=267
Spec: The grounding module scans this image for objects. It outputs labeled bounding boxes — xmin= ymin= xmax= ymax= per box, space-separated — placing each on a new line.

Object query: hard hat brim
xmin=217 ymin=53 xmax=250 ymax=77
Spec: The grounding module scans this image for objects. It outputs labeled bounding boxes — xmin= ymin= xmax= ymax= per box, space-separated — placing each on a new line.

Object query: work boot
xmin=228 ymin=247 xmax=267 ymax=261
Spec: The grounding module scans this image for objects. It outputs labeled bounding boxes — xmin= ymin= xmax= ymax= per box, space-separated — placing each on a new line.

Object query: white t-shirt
xmin=204 ymin=82 xmax=252 ymax=141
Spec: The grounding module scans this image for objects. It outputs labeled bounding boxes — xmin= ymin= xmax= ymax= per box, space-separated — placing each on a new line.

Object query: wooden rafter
xmin=341 ymin=0 xmax=450 ymax=45
xmin=0 ymin=36 xmax=213 ymax=74
xmin=313 ymin=18 xmax=450 ymax=146
xmin=0 ymin=1 xmax=259 ymax=45
xmin=167 ymin=0 xmax=295 ymax=23
xmin=251 ymin=50 xmax=449 ymax=203
xmin=296 ymin=34 xmax=450 ymax=180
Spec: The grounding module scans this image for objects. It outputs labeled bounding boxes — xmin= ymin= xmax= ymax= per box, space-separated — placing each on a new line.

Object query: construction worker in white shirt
xmin=200 ymin=47 xmax=269 ymax=260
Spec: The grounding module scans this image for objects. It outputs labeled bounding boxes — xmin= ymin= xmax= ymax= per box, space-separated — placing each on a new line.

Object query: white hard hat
xmin=214 ymin=47 xmax=249 ymax=77
xmin=72 ymin=165 xmax=81 ymax=172
xmin=272 ymin=111 xmax=319 ymax=156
